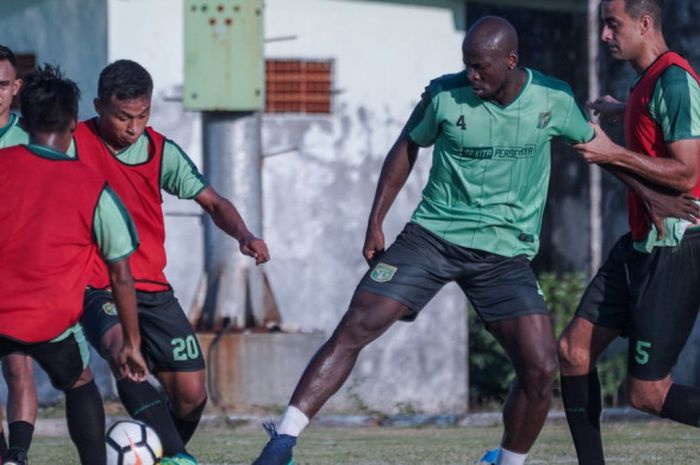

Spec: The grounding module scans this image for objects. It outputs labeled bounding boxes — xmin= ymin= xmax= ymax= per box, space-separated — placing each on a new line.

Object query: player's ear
xmin=68 ymin=117 xmax=78 ymax=134
xmin=506 ymin=50 xmax=519 ymax=70
xmin=639 ymin=14 xmax=653 ymax=34
xmin=93 ymin=97 xmax=103 ymax=116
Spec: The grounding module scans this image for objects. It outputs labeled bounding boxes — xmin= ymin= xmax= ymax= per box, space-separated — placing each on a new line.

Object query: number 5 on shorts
xmin=172 ymin=336 xmax=200 ymax=361
xmin=635 ymin=340 xmax=652 ymax=365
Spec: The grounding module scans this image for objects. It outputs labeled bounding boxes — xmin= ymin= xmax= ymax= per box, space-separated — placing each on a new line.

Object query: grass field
xmin=27 ymin=420 xmax=700 ymax=464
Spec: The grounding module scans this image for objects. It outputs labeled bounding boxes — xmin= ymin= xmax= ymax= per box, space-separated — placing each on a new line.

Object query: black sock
xmin=65 ymin=380 xmax=105 ymax=465
xmin=116 ymin=379 xmax=187 ymax=456
xmin=0 ymin=430 xmax=7 ymax=458
xmin=660 ymin=383 xmax=700 ymax=427
xmin=8 ymin=421 xmax=34 ymax=454
xmin=170 ymin=399 xmax=206 ymax=445
xmin=561 ymin=371 xmax=605 ymax=465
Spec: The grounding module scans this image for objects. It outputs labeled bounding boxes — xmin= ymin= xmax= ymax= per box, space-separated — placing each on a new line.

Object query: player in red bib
xmin=78 ymin=60 xmax=268 ymax=465
xmin=0 ymin=65 xmax=147 ymax=465
xmin=558 ymin=1 xmax=700 ymax=464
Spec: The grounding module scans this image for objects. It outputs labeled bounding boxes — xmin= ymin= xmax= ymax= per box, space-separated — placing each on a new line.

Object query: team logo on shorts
xmin=102 ymin=302 xmax=117 ymax=316
xmin=537 ymin=112 xmax=552 ymax=129
xmin=370 ymin=263 xmax=398 ymax=283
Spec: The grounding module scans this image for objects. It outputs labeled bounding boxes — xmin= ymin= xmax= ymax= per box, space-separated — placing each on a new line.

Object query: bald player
xmin=250 ymin=16 xmax=596 ymax=465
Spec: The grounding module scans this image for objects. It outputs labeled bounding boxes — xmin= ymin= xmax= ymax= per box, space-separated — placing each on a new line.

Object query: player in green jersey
xmin=0 ymin=45 xmax=36 ymax=465
xmin=252 ymin=16 xmax=595 ymax=465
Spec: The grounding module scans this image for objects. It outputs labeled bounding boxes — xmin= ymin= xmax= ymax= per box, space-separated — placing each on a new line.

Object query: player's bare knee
xmin=173 ymin=394 xmax=207 ymax=419
xmin=336 ymin=306 xmax=379 ymax=350
xmin=557 ymin=337 xmax=590 ymax=375
xmin=68 ymin=368 xmax=94 ymax=390
xmin=627 ymin=379 xmax=665 ymax=415
xmin=522 ymin=358 xmax=557 ymax=399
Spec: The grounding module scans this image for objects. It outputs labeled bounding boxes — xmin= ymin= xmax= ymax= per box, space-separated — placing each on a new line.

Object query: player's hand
xmin=117 ymin=343 xmax=149 ymax=382
xmin=574 ymin=124 xmax=622 ymax=165
xmin=239 ymin=235 xmax=270 ymax=265
xmin=640 ymin=189 xmax=700 ymax=240
xmin=587 ymin=95 xmax=626 ymax=123
xmin=363 ymin=224 xmax=385 ymax=267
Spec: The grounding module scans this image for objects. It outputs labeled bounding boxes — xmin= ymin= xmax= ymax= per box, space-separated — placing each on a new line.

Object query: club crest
xmin=537 ymin=112 xmax=552 ymax=129
xmin=102 ymin=301 xmax=117 ymax=316
xmin=370 ymin=263 xmax=398 ymax=283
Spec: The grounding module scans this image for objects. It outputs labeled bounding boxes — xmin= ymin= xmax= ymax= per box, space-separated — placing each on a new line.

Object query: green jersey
xmin=633 ymin=65 xmax=700 ymax=253
xmin=27 ymin=143 xmax=139 ymax=261
xmin=406 ymin=69 xmax=594 ymax=259
xmin=67 ymin=133 xmax=208 ymax=199
xmin=0 ymin=113 xmax=28 ymax=148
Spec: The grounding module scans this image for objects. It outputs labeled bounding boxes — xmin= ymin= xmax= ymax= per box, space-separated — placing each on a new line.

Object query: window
xmin=265 ymin=59 xmax=332 ymax=114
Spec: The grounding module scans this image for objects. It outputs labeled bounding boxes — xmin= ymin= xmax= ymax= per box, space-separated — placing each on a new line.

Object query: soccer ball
xmin=106 ymin=420 xmax=163 ymax=465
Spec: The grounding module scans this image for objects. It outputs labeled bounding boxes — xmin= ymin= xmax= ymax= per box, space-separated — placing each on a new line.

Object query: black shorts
xmin=357 ymin=222 xmax=547 ymax=323
xmin=82 ymin=289 xmax=205 ymax=372
xmin=0 ymin=324 xmax=89 ymax=391
xmin=576 ymin=230 xmax=700 ymax=380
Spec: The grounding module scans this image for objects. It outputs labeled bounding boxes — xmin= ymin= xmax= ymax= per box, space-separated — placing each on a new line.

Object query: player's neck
xmin=494 ymin=68 xmax=526 ymax=107
xmin=29 ymin=131 xmax=71 ymax=153
xmin=0 ymin=110 xmax=11 ymax=129
xmin=631 ymin=37 xmax=669 ymax=73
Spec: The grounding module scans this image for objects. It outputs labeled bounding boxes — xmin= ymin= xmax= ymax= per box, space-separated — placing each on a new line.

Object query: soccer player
xmin=251 ymin=16 xmax=595 ymax=465
xmin=558 ymin=1 xmax=700 ymax=464
xmin=0 ymin=44 xmax=36 ymax=465
xmin=76 ymin=60 xmax=269 ymax=465
xmin=0 ymin=64 xmax=147 ymax=465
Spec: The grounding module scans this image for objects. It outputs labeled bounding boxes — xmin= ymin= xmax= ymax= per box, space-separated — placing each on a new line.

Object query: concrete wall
xmin=0 ymin=0 xmax=108 ymax=120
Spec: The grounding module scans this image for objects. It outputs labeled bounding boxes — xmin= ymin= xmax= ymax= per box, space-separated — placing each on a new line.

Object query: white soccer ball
xmin=106 ymin=420 xmax=163 ymax=465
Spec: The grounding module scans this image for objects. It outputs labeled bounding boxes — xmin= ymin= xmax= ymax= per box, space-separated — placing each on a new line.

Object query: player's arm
xmin=576 ymin=126 xmax=699 ymax=192
xmin=364 ymin=89 xmax=435 ymax=263
xmin=578 ymin=69 xmax=700 ymax=192
xmin=93 ymin=185 xmax=148 ymax=381
xmin=160 ymin=140 xmax=269 ymax=264
xmin=195 ymin=186 xmax=270 ymax=265
xmin=364 ymin=134 xmax=419 ymax=263
xmin=587 ymin=95 xmax=626 ymax=124
xmin=603 ymin=165 xmax=700 ymax=238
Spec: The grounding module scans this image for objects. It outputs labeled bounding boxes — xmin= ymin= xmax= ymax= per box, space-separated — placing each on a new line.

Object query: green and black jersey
xmin=405 ymin=68 xmax=593 ymax=259
xmin=0 ymin=113 xmax=28 ymax=148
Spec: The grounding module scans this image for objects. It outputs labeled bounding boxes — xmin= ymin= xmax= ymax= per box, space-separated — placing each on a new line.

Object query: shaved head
xmin=463 ymin=16 xmax=519 ymax=58
xmin=462 ymin=16 xmax=523 ymax=104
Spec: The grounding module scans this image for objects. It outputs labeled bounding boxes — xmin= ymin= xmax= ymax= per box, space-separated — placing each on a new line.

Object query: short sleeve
xmin=93 ymin=185 xmax=139 ymax=263
xmin=160 ymin=140 xmax=209 ymax=199
xmin=648 ymin=66 xmax=700 ymax=142
xmin=405 ymin=88 xmax=440 ymax=147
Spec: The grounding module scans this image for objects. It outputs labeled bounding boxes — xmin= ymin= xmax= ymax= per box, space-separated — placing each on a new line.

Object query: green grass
xmin=28 ymin=421 xmax=700 ymax=464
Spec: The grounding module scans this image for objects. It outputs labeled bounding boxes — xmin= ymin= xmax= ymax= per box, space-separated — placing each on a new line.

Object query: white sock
xmin=496 ymin=447 xmax=528 ymax=465
xmin=277 ymin=405 xmax=309 ymax=437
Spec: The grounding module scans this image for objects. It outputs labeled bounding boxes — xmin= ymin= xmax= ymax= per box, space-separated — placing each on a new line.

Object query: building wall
xmin=0 ymin=0 xmax=108 ymax=119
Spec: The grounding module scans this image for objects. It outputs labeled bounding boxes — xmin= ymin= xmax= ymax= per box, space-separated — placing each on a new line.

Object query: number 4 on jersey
xmin=456 ymin=115 xmax=466 ymax=130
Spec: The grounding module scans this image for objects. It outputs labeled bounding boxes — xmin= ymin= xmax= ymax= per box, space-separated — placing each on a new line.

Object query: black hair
xmin=20 ymin=64 xmax=80 ymax=132
xmin=0 ymin=45 xmax=17 ymax=71
xmin=619 ymin=0 xmax=665 ymax=27
xmin=97 ymin=59 xmax=153 ymax=103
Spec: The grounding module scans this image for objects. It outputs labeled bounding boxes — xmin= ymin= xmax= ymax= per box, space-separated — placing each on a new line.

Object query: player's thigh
xmin=138 ymin=291 xmax=205 ymax=373
xmin=460 ymin=252 xmax=547 ymax=323
xmin=29 ymin=324 xmax=90 ymax=391
xmin=627 ymin=231 xmax=700 ymax=380
xmin=357 ymin=222 xmax=461 ymax=322
xmin=573 ymin=234 xmax=632 ymax=333
xmin=81 ymin=288 xmax=122 ymax=355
